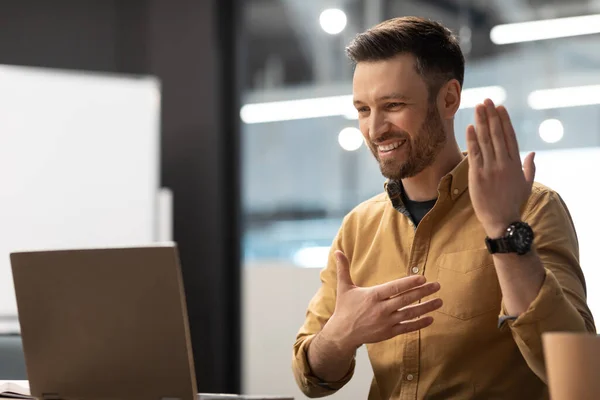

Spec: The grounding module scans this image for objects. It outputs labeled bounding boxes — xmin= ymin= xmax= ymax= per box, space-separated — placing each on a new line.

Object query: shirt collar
xmin=384 ymin=152 xmax=470 ymax=202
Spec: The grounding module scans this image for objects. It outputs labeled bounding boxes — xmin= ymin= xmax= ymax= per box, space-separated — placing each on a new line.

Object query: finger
xmin=374 ymin=274 xmax=426 ymax=301
xmin=484 ymin=99 xmax=509 ymax=163
xmin=523 ymin=152 xmax=536 ymax=186
xmin=475 ymin=103 xmax=495 ymax=166
xmin=393 ymin=298 xmax=443 ymax=323
xmin=390 ymin=316 xmax=434 ymax=336
xmin=466 ymin=124 xmax=483 ymax=169
xmin=496 ymin=105 xmax=520 ymax=161
xmin=383 ymin=282 xmax=441 ymax=312
xmin=334 ymin=251 xmax=354 ymax=291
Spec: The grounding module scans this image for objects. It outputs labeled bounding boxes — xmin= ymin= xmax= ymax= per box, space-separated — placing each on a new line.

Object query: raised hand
xmin=466 ymin=99 xmax=536 ymax=238
xmin=326 ymin=250 xmax=443 ymax=351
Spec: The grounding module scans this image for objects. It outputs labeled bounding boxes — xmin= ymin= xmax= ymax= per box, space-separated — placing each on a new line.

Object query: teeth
xmin=379 ymin=141 xmax=405 ymax=152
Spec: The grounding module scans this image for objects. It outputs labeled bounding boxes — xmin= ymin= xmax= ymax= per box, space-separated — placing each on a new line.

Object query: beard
xmin=367 ymin=103 xmax=446 ymax=181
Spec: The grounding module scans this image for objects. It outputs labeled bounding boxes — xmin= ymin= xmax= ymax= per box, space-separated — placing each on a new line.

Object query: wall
xmin=242 ymin=265 xmax=372 ymax=399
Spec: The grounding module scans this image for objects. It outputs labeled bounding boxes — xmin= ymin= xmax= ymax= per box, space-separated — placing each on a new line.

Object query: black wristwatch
xmin=485 ymin=221 xmax=534 ymax=256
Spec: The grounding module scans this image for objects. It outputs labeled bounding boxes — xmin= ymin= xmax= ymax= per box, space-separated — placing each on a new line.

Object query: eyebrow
xmin=353 ymin=93 xmax=410 ymax=106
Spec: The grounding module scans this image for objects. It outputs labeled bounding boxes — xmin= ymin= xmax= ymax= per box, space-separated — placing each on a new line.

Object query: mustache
xmin=371 ymin=133 xmax=409 ymax=145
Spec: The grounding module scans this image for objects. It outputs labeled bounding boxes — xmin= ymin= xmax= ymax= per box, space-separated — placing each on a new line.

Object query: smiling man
xmin=291 ymin=16 xmax=596 ymax=400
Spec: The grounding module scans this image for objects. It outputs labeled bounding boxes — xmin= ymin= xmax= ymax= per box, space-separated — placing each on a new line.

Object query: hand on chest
xmin=349 ymin=218 xmax=501 ymax=322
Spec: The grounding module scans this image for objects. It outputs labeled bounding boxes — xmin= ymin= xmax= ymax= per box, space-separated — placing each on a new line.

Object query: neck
xmin=401 ymin=140 xmax=464 ymax=202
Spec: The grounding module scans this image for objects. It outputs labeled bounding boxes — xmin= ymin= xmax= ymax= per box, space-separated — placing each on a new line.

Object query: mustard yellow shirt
xmin=292 ymin=155 xmax=595 ymax=400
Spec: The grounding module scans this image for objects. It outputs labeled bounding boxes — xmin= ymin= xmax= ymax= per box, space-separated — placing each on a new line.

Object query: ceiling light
xmin=490 ymin=14 xmax=600 ymax=45
xmin=459 ymin=86 xmax=506 ymax=109
xmin=240 ymin=95 xmax=353 ymax=124
xmin=539 ymin=119 xmax=564 ymax=143
xmin=319 ymin=9 xmax=347 ymax=35
xmin=528 ymin=84 xmax=600 ymax=110
xmin=338 ymin=127 xmax=363 ymax=151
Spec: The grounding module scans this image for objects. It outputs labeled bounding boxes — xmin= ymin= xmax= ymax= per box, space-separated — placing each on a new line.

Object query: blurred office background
xmin=1 ymin=0 xmax=600 ymax=399
xmin=240 ymin=0 xmax=600 ymax=399
xmin=241 ymin=0 xmax=600 ymax=267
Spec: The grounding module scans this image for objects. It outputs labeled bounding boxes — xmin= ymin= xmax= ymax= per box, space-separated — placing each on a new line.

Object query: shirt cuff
xmin=498 ymin=268 xmax=560 ymax=329
xmin=293 ymin=334 xmax=356 ymax=393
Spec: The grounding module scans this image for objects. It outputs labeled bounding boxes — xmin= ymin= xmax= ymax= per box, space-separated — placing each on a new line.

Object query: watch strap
xmin=485 ymin=236 xmax=512 ymax=254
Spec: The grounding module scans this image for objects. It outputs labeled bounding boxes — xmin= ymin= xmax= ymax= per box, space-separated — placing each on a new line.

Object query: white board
xmin=0 ymin=65 xmax=161 ymax=317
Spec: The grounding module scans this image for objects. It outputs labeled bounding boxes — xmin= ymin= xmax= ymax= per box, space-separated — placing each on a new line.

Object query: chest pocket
xmin=435 ymin=248 xmax=501 ymax=320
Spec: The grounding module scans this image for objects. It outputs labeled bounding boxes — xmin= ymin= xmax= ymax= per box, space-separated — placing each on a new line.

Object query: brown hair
xmin=345 ymin=16 xmax=465 ymax=100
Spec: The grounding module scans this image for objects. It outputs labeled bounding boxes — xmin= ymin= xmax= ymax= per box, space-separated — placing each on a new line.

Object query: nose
xmin=368 ymin=111 xmax=391 ymax=143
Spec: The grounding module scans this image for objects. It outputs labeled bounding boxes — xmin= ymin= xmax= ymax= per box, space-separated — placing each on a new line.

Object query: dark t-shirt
xmin=401 ymin=192 xmax=437 ymax=226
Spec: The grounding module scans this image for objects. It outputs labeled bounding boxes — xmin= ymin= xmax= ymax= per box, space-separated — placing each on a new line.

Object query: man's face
xmin=352 ymin=53 xmax=447 ymax=181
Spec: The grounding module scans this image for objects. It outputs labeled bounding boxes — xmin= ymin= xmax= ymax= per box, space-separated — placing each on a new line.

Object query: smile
xmin=378 ymin=140 xmax=406 ymax=153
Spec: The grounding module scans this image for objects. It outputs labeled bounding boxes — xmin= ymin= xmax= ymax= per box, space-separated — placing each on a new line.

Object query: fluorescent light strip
xmin=490 ymin=14 xmax=600 ymax=45
xmin=240 ymin=95 xmax=353 ymax=124
xmin=459 ymin=86 xmax=506 ymax=109
xmin=240 ymin=86 xmax=506 ymax=124
xmin=528 ymin=84 xmax=600 ymax=110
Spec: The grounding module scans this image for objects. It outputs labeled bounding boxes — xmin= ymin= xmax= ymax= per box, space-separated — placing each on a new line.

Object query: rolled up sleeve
xmin=292 ymin=224 xmax=356 ymax=397
xmin=292 ymin=334 xmax=356 ymax=397
xmin=499 ymin=187 xmax=596 ymax=381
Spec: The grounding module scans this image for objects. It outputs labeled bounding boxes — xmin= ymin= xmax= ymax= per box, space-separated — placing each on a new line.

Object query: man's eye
xmin=387 ymin=102 xmax=405 ymax=109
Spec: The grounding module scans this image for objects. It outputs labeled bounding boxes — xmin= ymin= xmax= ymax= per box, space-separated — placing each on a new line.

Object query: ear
xmin=436 ymin=79 xmax=461 ymax=120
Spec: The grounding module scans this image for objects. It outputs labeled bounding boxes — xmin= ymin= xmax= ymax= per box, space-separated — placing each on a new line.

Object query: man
xmin=291 ymin=16 xmax=596 ymax=400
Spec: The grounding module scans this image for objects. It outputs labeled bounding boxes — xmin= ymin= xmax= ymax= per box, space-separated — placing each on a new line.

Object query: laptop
xmin=10 ymin=245 xmax=292 ymax=400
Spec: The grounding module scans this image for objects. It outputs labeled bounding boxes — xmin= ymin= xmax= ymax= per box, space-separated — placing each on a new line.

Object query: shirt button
xmin=453 ymin=188 xmax=459 ymax=195
xmin=406 ymin=374 xmax=414 ymax=381
xmin=411 ymin=266 xmax=419 ymax=274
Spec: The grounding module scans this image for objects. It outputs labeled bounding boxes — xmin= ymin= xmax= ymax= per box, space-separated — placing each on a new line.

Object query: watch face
xmin=507 ymin=222 xmax=534 ymax=255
